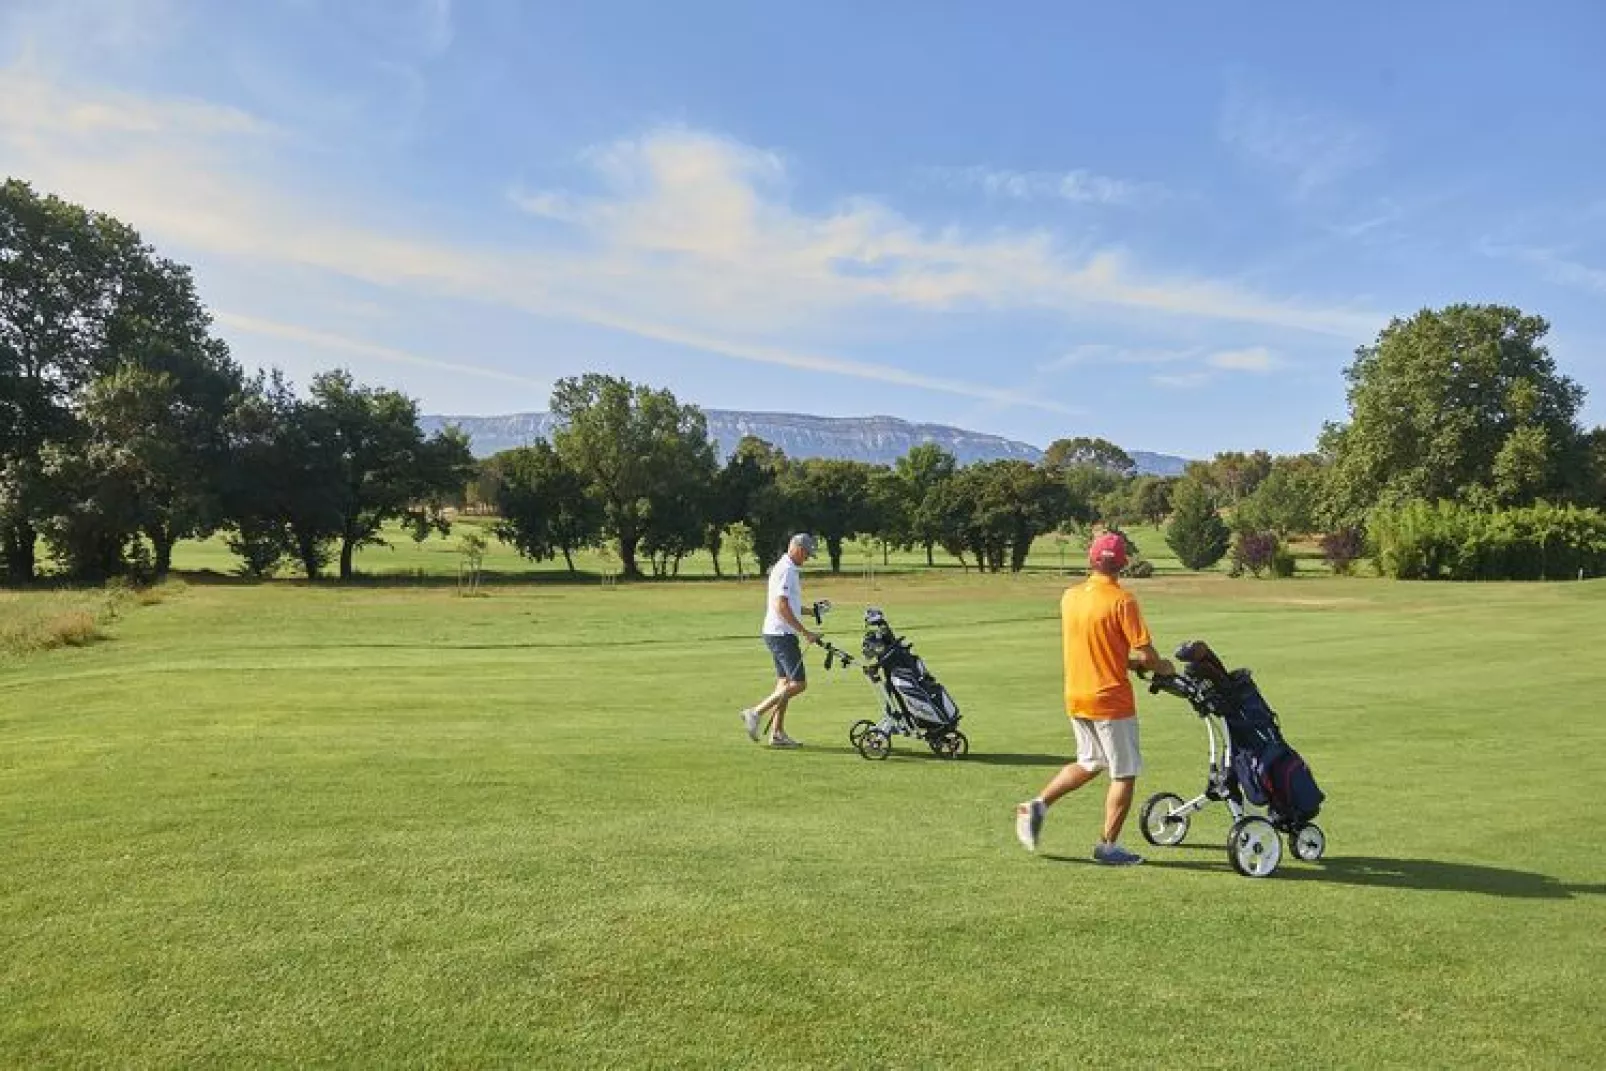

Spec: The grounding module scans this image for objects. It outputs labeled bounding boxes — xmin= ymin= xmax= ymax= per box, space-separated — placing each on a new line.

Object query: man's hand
xmin=802 ymin=630 xmax=821 ymax=646
xmin=1155 ymin=658 xmax=1177 ymax=678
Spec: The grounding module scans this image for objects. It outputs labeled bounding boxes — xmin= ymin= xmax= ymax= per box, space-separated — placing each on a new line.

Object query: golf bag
xmin=1159 ymin=640 xmax=1325 ymax=825
xmin=1213 ymin=671 xmax=1324 ymax=824
xmin=1140 ymin=640 xmax=1329 ymax=877
xmin=848 ymin=607 xmax=968 ymax=759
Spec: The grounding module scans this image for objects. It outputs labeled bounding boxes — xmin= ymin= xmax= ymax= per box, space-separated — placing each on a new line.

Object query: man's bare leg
xmin=1102 ymin=777 xmax=1136 ymax=843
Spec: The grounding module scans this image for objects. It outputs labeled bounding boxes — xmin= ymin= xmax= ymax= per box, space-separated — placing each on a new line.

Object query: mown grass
xmin=1 ymin=571 xmax=1602 ymax=1067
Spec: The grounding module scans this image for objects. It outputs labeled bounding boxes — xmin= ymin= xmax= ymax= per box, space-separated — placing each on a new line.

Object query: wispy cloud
xmin=1037 ymin=344 xmax=1199 ymax=372
xmin=1478 ymin=237 xmax=1606 ymax=297
xmin=0 ymin=62 xmax=1375 ymax=414
xmin=1206 ymin=346 xmax=1280 ymax=373
xmin=215 ymin=312 xmax=552 ymax=388
xmin=1049 ymin=343 xmax=1283 ymax=385
xmin=1221 ymin=86 xmax=1380 ymax=200
xmin=921 ymin=165 xmax=1159 ymax=206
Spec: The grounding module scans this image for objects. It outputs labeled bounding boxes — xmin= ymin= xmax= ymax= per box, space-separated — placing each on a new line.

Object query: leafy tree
xmin=1061 ymin=463 xmax=1124 ymax=527
xmin=785 ymin=458 xmax=876 ymax=573
xmin=1184 ymin=450 xmax=1272 ymax=505
xmin=308 ymin=370 xmax=474 ymax=580
xmin=1235 ymin=454 xmax=1325 ymax=538
xmin=1130 ymin=476 xmax=1176 ymax=526
xmin=1043 ymin=436 xmax=1135 ymax=475
xmin=946 ymin=461 xmax=1069 ymax=572
xmin=40 ymin=359 xmax=235 ymax=581
xmin=222 ymin=371 xmax=342 ymax=579
xmin=896 ymin=443 xmax=958 ymax=566
xmin=1322 ymin=304 xmax=1587 ymax=523
xmin=551 ymin=375 xmax=716 ymax=579
xmin=1165 ymin=479 xmax=1230 ymax=571
xmin=724 ymin=521 xmax=755 ymax=579
xmin=492 ymin=440 xmax=602 ymax=574
xmin=866 ymin=466 xmax=914 ymax=564
xmin=704 ymin=436 xmax=785 ymax=577
xmin=1 ymin=180 xmax=113 ymax=582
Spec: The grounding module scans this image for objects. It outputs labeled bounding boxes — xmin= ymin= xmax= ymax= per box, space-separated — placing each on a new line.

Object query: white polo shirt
xmin=762 ymin=555 xmax=803 ymax=636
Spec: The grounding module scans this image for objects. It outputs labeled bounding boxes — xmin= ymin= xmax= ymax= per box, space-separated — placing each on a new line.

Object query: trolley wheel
xmin=857 ymin=728 xmax=892 ymax=761
xmin=933 ymin=730 xmax=968 ymax=759
xmin=848 ymin=720 xmax=875 ymax=749
xmin=1139 ymin=792 xmax=1190 ymax=847
xmin=1291 ymin=823 xmax=1326 ymax=862
xmin=1227 ymin=816 xmax=1283 ymax=878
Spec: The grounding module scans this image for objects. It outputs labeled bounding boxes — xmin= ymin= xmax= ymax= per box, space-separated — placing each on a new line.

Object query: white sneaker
xmin=1015 ymin=799 xmax=1044 ymax=853
xmin=741 ymin=708 xmax=761 ymax=742
xmin=769 ymin=731 xmax=802 ymax=749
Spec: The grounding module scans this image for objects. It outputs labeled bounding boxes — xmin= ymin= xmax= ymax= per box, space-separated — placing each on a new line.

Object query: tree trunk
xmin=619 ymin=531 xmax=643 ymax=579
xmin=882 ymin=542 xmax=889 ymax=567
xmin=339 ymin=537 xmax=356 ymax=580
xmin=562 ymin=546 xmax=576 ymax=574
xmin=148 ymin=527 xmax=175 ymax=579
xmin=826 ymin=535 xmax=844 ymax=573
xmin=291 ymin=527 xmax=322 ymax=580
xmin=3 ymin=522 xmax=36 ymax=585
xmin=709 ymin=549 xmax=722 ymax=578
xmin=925 ymin=541 xmax=935 ymax=567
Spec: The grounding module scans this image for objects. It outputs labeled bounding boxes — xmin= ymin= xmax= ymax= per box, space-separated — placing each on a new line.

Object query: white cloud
xmin=216 ymin=312 xmax=552 ymax=388
xmin=1221 ymin=87 xmax=1380 ymax=199
xmin=923 ymin=165 xmax=1158 ymax=206
xmin=1037 ymin=343 xmax=1198 ymax=372
xmin=0 ymin=62 xmax=1377 ymax=414
xmin=1207 ymin=347 xmax=1280 ymax=373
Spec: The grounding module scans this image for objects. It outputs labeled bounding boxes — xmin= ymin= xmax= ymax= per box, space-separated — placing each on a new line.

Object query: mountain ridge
xmin=419 ymin=409 xmax=1191 ymax=476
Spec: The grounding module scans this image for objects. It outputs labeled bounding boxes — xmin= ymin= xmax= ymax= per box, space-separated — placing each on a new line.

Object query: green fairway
xmin=2 ymin=570 xmax=1603 ymax=1067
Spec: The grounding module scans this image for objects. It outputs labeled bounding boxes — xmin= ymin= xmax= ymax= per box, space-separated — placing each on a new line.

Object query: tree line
xmin=5 ymin=179 xmax=1604 ymax=585
xmin=1 ymin=179 xmax=473 ymax=584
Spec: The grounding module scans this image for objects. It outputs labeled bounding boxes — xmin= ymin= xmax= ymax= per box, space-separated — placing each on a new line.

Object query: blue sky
xmin=2 ymin=0 xmax=1603 ymax=458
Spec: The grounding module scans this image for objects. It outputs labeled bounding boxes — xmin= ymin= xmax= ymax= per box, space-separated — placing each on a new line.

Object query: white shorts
xmin=1072 ymin=716 xmax=1143 ymax=779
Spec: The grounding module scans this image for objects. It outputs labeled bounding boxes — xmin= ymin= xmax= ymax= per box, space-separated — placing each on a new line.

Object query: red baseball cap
xmin=1088 ymin=531 xmax=1128 ymax=570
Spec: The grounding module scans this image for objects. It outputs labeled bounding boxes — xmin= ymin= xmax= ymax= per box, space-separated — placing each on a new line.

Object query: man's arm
xmin=1128 ymin=644 xmax=1176 ymax=678
xmin=774 ymin=596 xmax=820 ymax=644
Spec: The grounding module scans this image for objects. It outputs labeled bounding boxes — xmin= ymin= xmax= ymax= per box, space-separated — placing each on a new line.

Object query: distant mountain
xmin=419 ymin=409 xmax=1191 ymax=476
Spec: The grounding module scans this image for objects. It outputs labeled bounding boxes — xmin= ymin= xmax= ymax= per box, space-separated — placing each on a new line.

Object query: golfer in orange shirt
xmin=1015 ymin=531 xmax=1175 ymax=865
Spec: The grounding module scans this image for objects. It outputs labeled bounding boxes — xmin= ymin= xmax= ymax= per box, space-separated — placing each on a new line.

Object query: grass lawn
xmin=2 ymin=567 xmax=1603 ymax=1067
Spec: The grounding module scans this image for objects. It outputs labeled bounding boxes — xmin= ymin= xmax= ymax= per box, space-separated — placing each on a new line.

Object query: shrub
xmin=1166 ymin=481 xmax=1231 ymax=571
xmin=1271 ymin=545 xmax=1297 ymax=578
xmin=1319 ymin=528 xmax=1365 ymax=575
xmin=1369 ymin=501 xmax=1606 ymax=580
xmin=1231 ymin=531 xmax=1279 ymax=577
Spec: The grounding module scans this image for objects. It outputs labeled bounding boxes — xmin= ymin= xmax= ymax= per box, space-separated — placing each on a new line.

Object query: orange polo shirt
xmin=1061 ymin=574 xmax=1152 ymax=720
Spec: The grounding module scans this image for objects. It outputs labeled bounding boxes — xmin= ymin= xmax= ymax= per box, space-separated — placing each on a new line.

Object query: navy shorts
xmin=763 ymin=633 xmax=807 ymax=683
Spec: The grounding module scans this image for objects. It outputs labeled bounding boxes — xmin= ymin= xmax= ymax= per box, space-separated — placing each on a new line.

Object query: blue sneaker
xmin=1015 ymin=800 xmax=1044 ymax=853
xmin=1093 ymin=842 xmax=1144 ymax=866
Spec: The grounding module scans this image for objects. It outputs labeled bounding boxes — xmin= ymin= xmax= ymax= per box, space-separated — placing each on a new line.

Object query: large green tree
xmin=1042 ymin=436 xmax=1135 ymax=475
xmin=895 ymin=442 xmax=957 ymax=566
xmin=784 ymin=458 xmax=876 ymax=573
xmin=550 ymin=375 xmax=716 ymax=579
xmin=1322 ymin=305 xmax=1587 ymax=523
xmin=309 ymin=370 xmax=475 ymax=580
xmin=491 ymin=441 xmax=602 ymax=574
xmin=0 ymin=181 xmax=127 ymax=581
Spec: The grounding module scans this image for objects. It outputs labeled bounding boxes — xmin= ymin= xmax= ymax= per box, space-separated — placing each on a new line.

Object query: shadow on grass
xmin=779 ymin=745 xmax=1067 ymax=768
xmin=1044 ymin=851 xmax=1606 ymax=899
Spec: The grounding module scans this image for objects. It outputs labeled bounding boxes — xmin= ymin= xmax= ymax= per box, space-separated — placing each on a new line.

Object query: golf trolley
xmin=844 ymin=607 xmax=968 ymax=761
xmin=1138 ymin=641 xmax=1327 ymax=879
